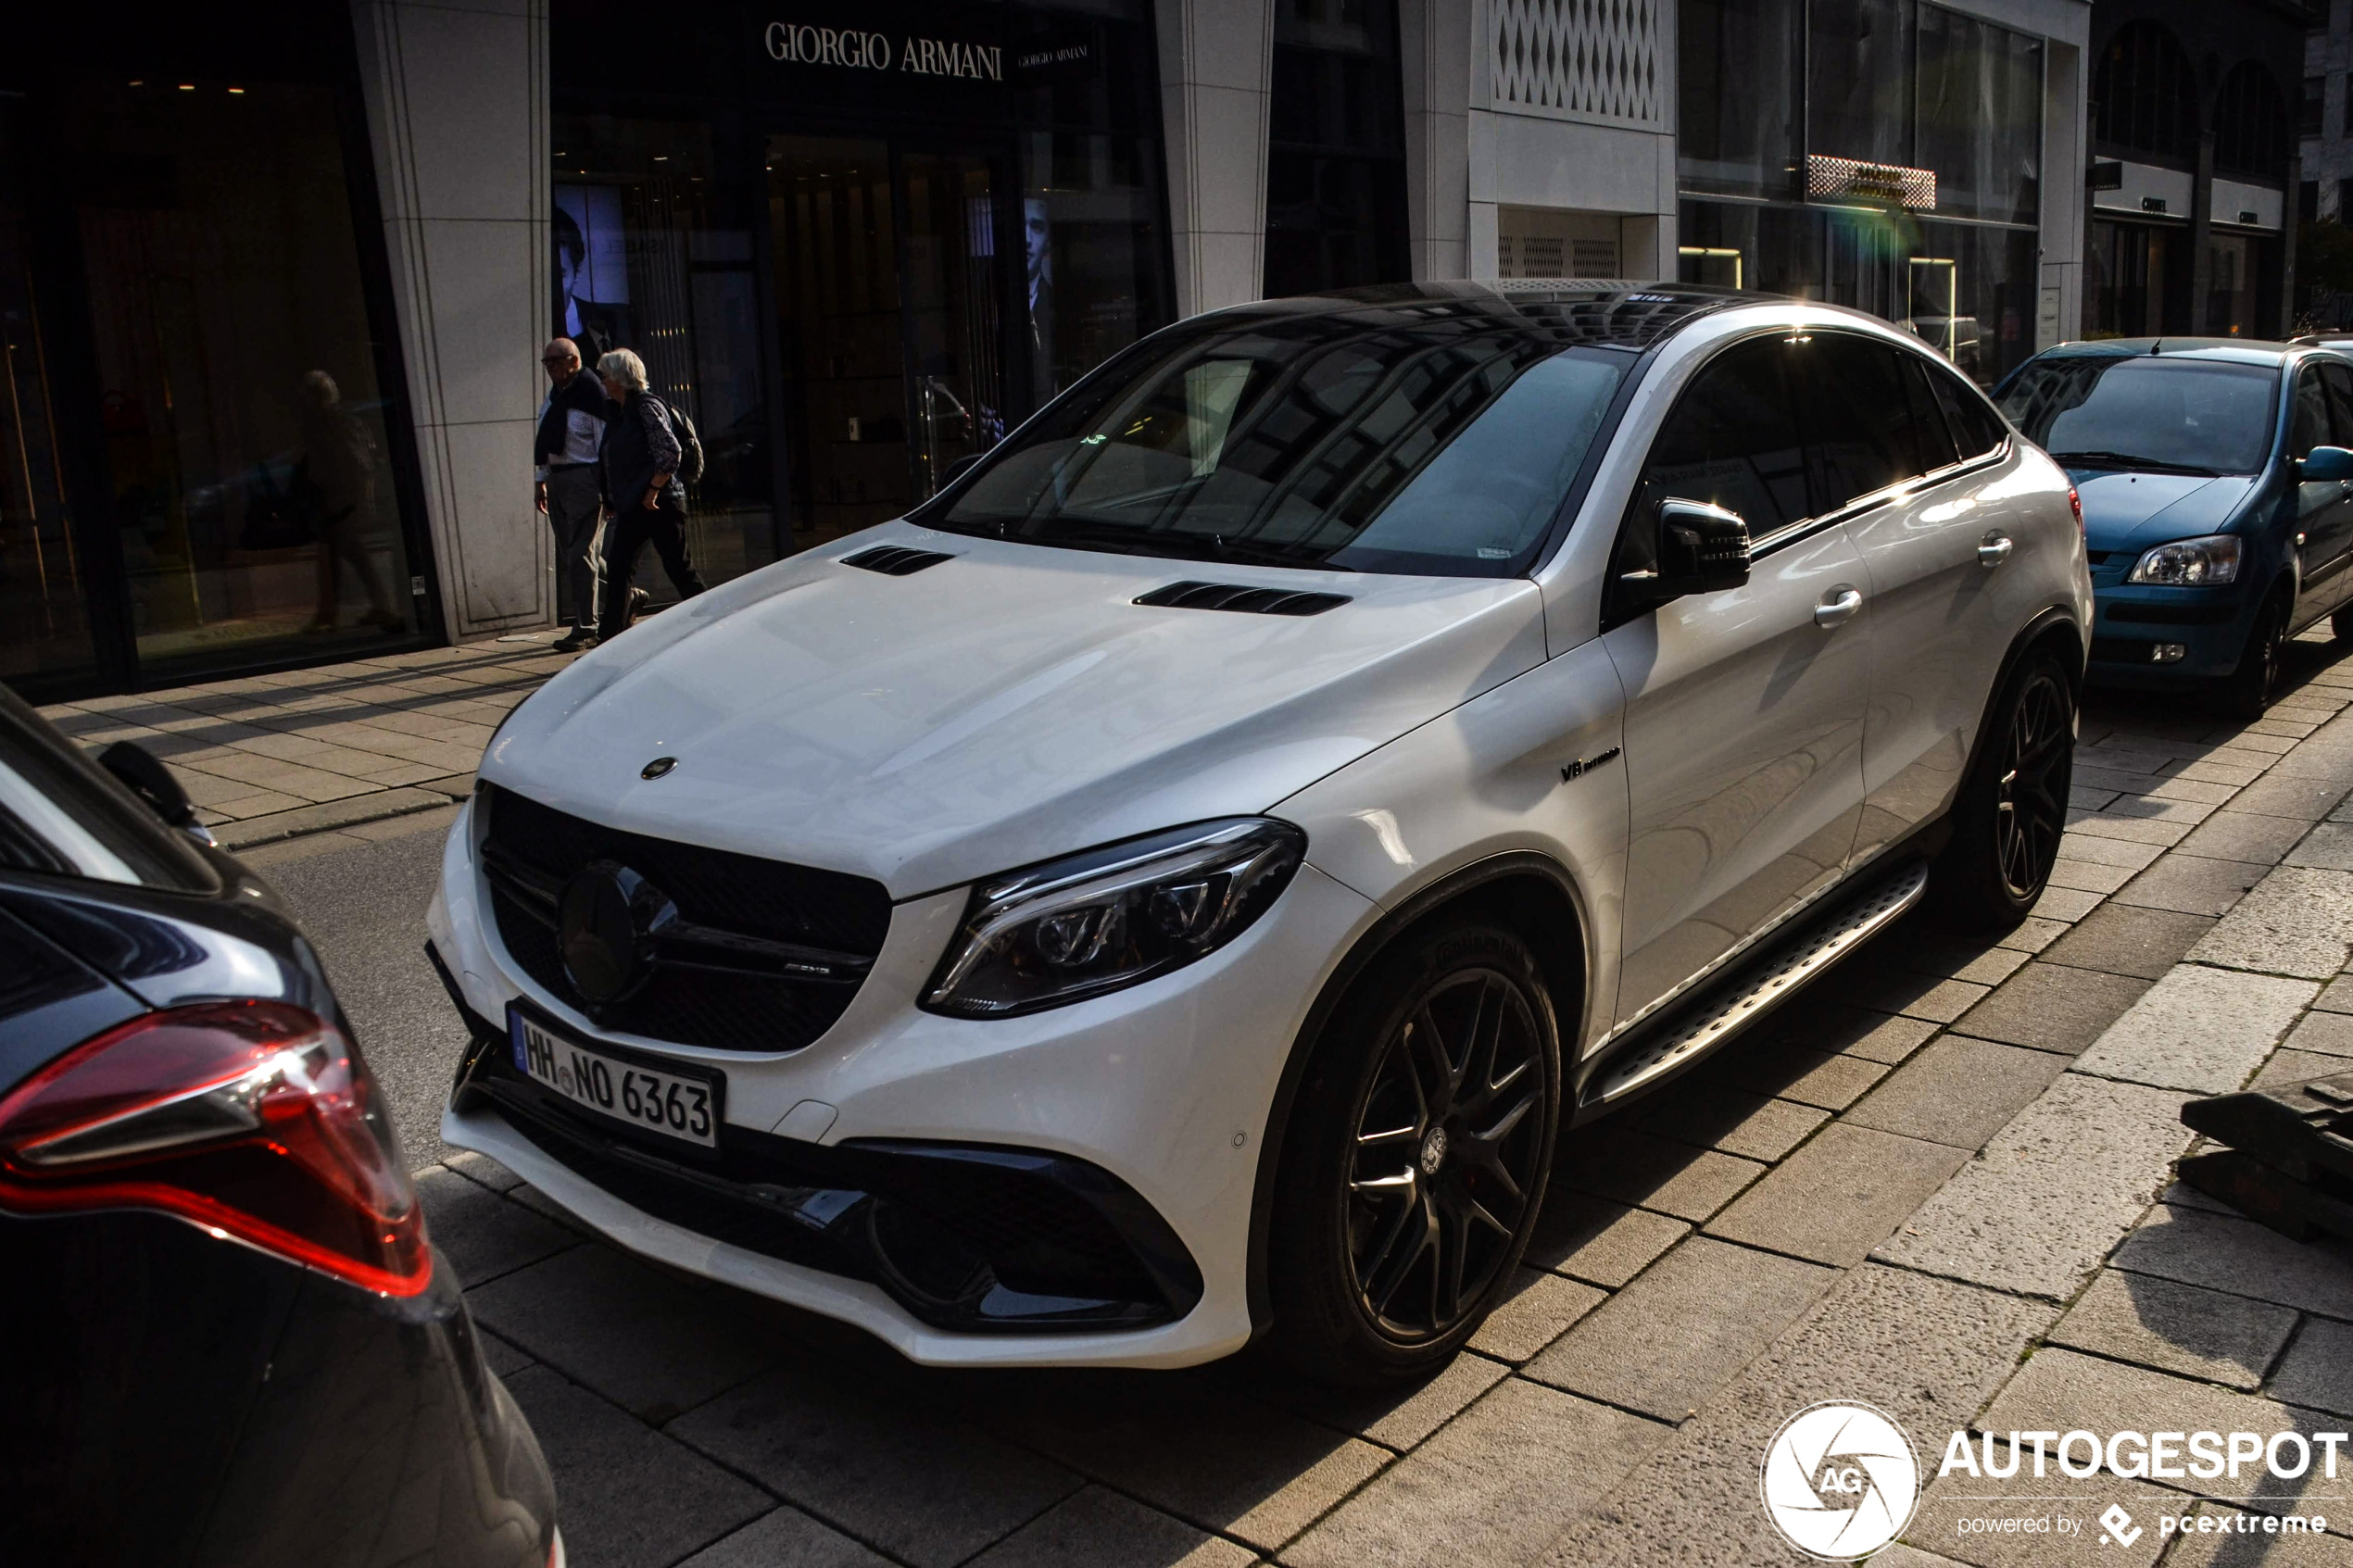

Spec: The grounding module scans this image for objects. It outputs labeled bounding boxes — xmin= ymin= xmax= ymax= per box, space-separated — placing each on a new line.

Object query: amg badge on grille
xmin=641 ymin=757 xmax=677 ymax=780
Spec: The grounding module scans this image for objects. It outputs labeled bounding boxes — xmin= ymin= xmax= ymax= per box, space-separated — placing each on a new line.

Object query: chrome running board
xmin=1590 ymin=860 xmax=1930 ymax=1106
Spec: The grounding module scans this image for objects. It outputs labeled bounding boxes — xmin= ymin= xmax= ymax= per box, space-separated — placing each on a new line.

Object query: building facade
xmin=6 ymin=0 xmax=2103 ymax=700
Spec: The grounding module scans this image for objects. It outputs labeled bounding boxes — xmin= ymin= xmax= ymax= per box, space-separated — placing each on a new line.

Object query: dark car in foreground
xmin=0 ymin=684 xmax=559 ymax=1567
xmin=1996 ymin=338 xmax=2353 ymax=717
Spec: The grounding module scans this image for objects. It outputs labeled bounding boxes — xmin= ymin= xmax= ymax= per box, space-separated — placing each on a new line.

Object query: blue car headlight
xmin=2124 ymin=534 xmax=2242 ymax=585
xmin=923 ymin=818 xmax=1305 ymax=1017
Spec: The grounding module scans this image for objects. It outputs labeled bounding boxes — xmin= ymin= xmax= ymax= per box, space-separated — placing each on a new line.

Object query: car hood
xmin=482 ymin=525 xmax=1550 ymax=897
xmin=2071 ymin=469 xmax=2260 ymax=555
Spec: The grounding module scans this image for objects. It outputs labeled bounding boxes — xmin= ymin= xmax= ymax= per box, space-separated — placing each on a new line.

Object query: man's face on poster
xmin=557 ymin=246 xmax=583 ymax=307
xmin=1025 ymin=200 xmax=1051 ymax=293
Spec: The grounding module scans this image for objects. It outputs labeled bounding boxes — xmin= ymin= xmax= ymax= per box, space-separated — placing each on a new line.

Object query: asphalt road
xmin=243 ymin=804 xmax=472 ymax=1171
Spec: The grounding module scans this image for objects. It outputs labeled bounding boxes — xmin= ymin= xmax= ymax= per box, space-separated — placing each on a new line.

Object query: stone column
xmin=348 ymin=0 xmax=553 ymax=640
xmin=2189 ymin=129 xmax=2216 ymax=333
xmin=1157 ymin=0 xmax=1277 ymax=315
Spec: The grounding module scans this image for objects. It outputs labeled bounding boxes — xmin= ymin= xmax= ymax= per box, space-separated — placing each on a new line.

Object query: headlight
xmin=923 ymin=818 xmax=1305 ymax=1017
xmin=2125 ymin=534 xmax=2242 ymax=585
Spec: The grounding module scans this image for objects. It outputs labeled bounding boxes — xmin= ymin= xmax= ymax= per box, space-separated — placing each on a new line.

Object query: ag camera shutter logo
xmin=1760 ymin=1401 xmax=1921 ymax=1559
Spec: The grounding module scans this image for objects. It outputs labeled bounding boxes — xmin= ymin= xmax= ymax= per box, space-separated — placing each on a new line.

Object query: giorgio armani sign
xmin=765 ymin=19 xmax=1003 ymax=81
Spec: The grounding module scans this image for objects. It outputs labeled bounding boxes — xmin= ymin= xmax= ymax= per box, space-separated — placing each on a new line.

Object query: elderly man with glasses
xmin=533 ymin=336 xmax=612 ymax=652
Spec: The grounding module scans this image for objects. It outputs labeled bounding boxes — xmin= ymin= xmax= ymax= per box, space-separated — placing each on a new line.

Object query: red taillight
xmin=2069 ymin=485 xmax=2082 ymax=531
xmin=0 ymin=1001 xmax=429 ymax=1296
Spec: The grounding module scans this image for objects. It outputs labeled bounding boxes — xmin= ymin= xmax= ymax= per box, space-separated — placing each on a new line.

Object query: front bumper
xmin=428 ymin=797 xmax=1378 ymax=1368
xmin=2084 ymin=580 xmax=2256 ymax=685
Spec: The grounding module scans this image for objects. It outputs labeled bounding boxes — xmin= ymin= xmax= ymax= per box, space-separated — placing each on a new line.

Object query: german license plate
xmin=509 ymin=1009 xmax=720 ymax=1148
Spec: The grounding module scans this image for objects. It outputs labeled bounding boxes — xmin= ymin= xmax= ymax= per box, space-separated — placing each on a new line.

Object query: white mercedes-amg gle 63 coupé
xmin=428 ymin=283 xmax=2090 ymax=1383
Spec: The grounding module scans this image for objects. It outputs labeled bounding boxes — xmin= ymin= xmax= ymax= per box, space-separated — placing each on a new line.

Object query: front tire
xmin=1267 ymin=920 xmax=1561 ymax=1385
xmin=1933 ymin=646 xmax=2074 ymax=931
xmin=2222 ymin=590 xmax=2289 ymax=721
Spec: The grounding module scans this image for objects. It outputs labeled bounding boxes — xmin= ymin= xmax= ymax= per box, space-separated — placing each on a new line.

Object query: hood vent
xmin=1134 ymin=581 xmax=1351 ymax=617
xmin=842 ymin=545 xmax=954 ymax=576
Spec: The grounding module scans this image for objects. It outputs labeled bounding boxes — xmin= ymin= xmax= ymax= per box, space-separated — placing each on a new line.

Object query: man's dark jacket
xmin=535 ymin=370 xmax=612 ymax=469
xmin=600 ymin=391 xmax=685 ymax=513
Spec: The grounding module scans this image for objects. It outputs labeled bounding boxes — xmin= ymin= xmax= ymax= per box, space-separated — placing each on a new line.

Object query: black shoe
xmin=626 ymin=586 xmax=649 ymax=626
xmin=552 ymin=628 xmax=598 ymax=653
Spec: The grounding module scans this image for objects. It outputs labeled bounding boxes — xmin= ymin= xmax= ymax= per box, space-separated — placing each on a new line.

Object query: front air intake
xmin=1133 ymin=581 xmax=1351 ymax=617
xmin=842 ymin=546 xmax=955 ymax=576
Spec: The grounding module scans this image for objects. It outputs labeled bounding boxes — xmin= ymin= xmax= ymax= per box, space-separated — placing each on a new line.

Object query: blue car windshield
xmin=925 ymin=310 xmax=1630 ymax=577
xmin=1997 ymin=357 xmax=2278 ymax=475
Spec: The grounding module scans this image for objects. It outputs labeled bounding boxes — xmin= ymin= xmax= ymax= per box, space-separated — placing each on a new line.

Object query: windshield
xmin=926 ymin=310 xmax=1631 ymax=576
xmin=1997 ymin=356 xmax=2280 ymax=475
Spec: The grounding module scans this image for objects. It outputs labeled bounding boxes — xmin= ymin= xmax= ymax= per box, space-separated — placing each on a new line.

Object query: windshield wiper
xmin=2047 ymin=450 xmax=2221 ymax=477
xmin=1029 ymin=518 xmax=1355 ymax=571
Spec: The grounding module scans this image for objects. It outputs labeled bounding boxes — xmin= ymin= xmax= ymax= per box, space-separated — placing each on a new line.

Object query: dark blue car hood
xmin=2071 ymin=469 xmax=2259 ymax=555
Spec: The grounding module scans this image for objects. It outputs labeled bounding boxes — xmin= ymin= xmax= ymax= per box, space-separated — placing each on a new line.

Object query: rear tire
xmin=1267 ymin=919 xmax=1561 ymax=1386
xmin=2221 ymin=590 xmax=2289 ymax=722
xmin=1933 ymin=646 xmax=2074 ymax=931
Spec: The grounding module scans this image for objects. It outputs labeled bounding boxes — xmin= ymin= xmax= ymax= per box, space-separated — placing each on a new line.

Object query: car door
xmin=2311 ymin=360 xmax=2353 ymax=615
xmin=1825 ymin=334 xmax=2025 ymax=856
xmin=1603 ymin=333 xmax=1872 ymax=1028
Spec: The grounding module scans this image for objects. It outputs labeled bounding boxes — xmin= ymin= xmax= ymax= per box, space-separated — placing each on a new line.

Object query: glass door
xmin=765 ymin=134 xmax=1012 ymax=550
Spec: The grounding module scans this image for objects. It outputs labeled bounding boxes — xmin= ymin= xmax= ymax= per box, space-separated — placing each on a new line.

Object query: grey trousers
xmin=545 ymin=464 xmax=604 ymax=632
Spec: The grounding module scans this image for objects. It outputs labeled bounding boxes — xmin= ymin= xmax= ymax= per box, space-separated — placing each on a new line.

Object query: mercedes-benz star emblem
xmin=557 ymin=860 xmax=671 ymax=1004
xmin=641 ymin=756 xmax=677 ymax=780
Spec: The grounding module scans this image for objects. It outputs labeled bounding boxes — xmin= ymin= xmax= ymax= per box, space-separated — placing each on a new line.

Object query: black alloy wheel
xmin=1268 ymin=920 xmax=1561 ymax=1385
xmin=1346 ymin=968 xmax=1548 ymax=1341
xmin=2223 ymin=592 xmax=2289 ymax=721
xmin=1933 ymin=646 xmax=2075 ymax=931
xmin=1992 ymin=666 xmax=2070 ymax=903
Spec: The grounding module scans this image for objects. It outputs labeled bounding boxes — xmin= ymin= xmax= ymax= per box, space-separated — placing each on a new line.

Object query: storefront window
xmin=1678 ymin=0 xmax=2045 ymax=387
xmin=0 ymin=98 xmax=94 ymax=686
xmin=1264 ymin=0 xmax=1410 ymax=296
xmin=1022 ymin=132 xmax=1164 ymax=405
xmin=1677 ymin=0 xmax=1803 ymax=199
xmin=553 ymin=116 xmax=779 ymax=591
xmin=67 ymin=76 xmax=422 ymax=671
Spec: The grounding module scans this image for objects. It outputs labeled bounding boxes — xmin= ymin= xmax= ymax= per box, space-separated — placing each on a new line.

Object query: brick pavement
xmin=52 ymin=631 xmax=2353 ymax=1565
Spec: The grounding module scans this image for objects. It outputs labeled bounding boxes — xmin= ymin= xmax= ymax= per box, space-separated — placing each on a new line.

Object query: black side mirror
xmin=1622 ymin=497 xmax=1751 ymax=608
xmin=97 ymin=740 xmax=199 ymax=832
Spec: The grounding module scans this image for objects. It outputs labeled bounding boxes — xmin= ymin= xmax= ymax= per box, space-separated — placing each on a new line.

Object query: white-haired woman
xmin=595 ymin=347 xmax=704 ymax=639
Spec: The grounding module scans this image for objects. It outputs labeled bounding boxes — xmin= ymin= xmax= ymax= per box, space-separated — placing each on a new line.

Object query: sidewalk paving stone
xmin=2229 ymin=774 xmax=2353 ymax=820
xmin=1283 ymin=1380 xmax=1668 ymax=1568
xmin=2114 ymin=1205 xmax=2353 ymax=1319
xmin=1521 ymin=1236 xmax=1836 ymax=1420
xmin=2189 ymin=866 xmax=2353 ymax=979
xmin=1826 ymin=962 xmax=1991 ymax=1023
xmin=1704 ymin=1123 xmax=1968 ymax=1267
xmin=1555 ymin=1125 xmax=1767 ymax=1222
xmin=1273 ymin=1352 xmax=1510 ymax=1453
xmin=2039 ymin=906 xmax=2217 ymax=980
xmin=1843 ymin=1035 xmax=2070 ymax=1152
xmin=2072 ymin=966 xmax=2316 ymax=1094
xmin=468 ymin=1244 xmax=785 ymax=1424
xmin=1770 ymin=997 xmax=1941 ymax=1063
xmin=504 ymin=1367 xmax=772 ymax=1568
xmin=1950 ymin=963 xmax=2154 ymax=1056
xmin=967 ymin=1488 xmax=1254 ymax=1568
xmin=1713 ymin=1036 xmax=1893 ymax=1110
xmin=1980 ymin=1349 xmax=2338 ymax=1508
xmin=413 ymin=1166 xmax=575 ymax=1288
xmin=1524 ymin=1193 xmax=1689 ymax=1287
xmin=2290 ymin=824 xmax=2353 ymax=872
xmin=2112 ymin=854 xmax=2271 ymax=917
xmin=2268 ymin=1318 xmax=2353 ymax=1420
xmin=672 ymin=1361 xmax=1083 ymax=1568
xmin=677 ymin=1507 xmax=898 ymax=1568
xmin=1634 ymin=1080 xmax=1828 ymax=1161
xmin=1540 ymin=1264 xmax=2054 ymax=1568
xmin=2286 ymin=1012 xmax=2353 ymax=1057
xmin=2051 ymin=833 xmax=2171 ymax=871
xmin=2044 ymin=1271 xmax=2296 ymax=1392
xmin=1870 ymin=1073 xmax=2193 ymax=1300
xmin=2175 ymin=812 xmax=2318 ymax=866
xmin=1466 ymin=1271 xmax=1606 ymax=1363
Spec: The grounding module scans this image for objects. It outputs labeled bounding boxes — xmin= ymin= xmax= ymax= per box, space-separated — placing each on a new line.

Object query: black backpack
xmin=649 ymin=395 xmax=706 ymax=486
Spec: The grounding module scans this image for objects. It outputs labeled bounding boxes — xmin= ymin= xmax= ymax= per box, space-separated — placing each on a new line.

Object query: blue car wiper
xmin=2048 ymin=450 xmax=2221 ymax=477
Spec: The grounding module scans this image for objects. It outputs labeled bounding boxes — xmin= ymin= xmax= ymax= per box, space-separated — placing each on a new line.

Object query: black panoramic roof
xmin=1213 ymin=281 xmax=1759 ymax=353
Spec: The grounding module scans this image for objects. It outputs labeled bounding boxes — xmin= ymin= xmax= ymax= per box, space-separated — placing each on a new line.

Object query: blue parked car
xmin=1995 ymin=339 xmax=2353 ymax=718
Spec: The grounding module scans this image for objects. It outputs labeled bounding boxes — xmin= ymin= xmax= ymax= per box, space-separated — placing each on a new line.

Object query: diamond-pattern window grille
xmin=1491 ymin=0 xmax=1662 ymax=127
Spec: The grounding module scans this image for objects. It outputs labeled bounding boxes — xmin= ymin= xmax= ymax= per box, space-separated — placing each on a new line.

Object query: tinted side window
xmin=2322 ymin=363 xmax=2353 ymax=446
xmin=1632 ymin=337 xmax=1810 ymax=536
xmin=1930 ymin=367 xmax=2008 ymax=458
xmin=0 ymin=693 xmax=216 ymax=892
xmin=2292 ymin=365 xmax=2333 ymax=459
xmin=1799 ymin=334 xmax=1934 ymax=512
xmin=1902 ymin=358 xmax=1962 ymax=472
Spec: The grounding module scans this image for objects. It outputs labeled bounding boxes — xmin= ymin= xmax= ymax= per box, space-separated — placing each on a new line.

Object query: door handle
xmin=1813 ymin=587 xmax=1864 ymax=629
xmin=1977 ymin=533 xmax=2014 ymax=568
